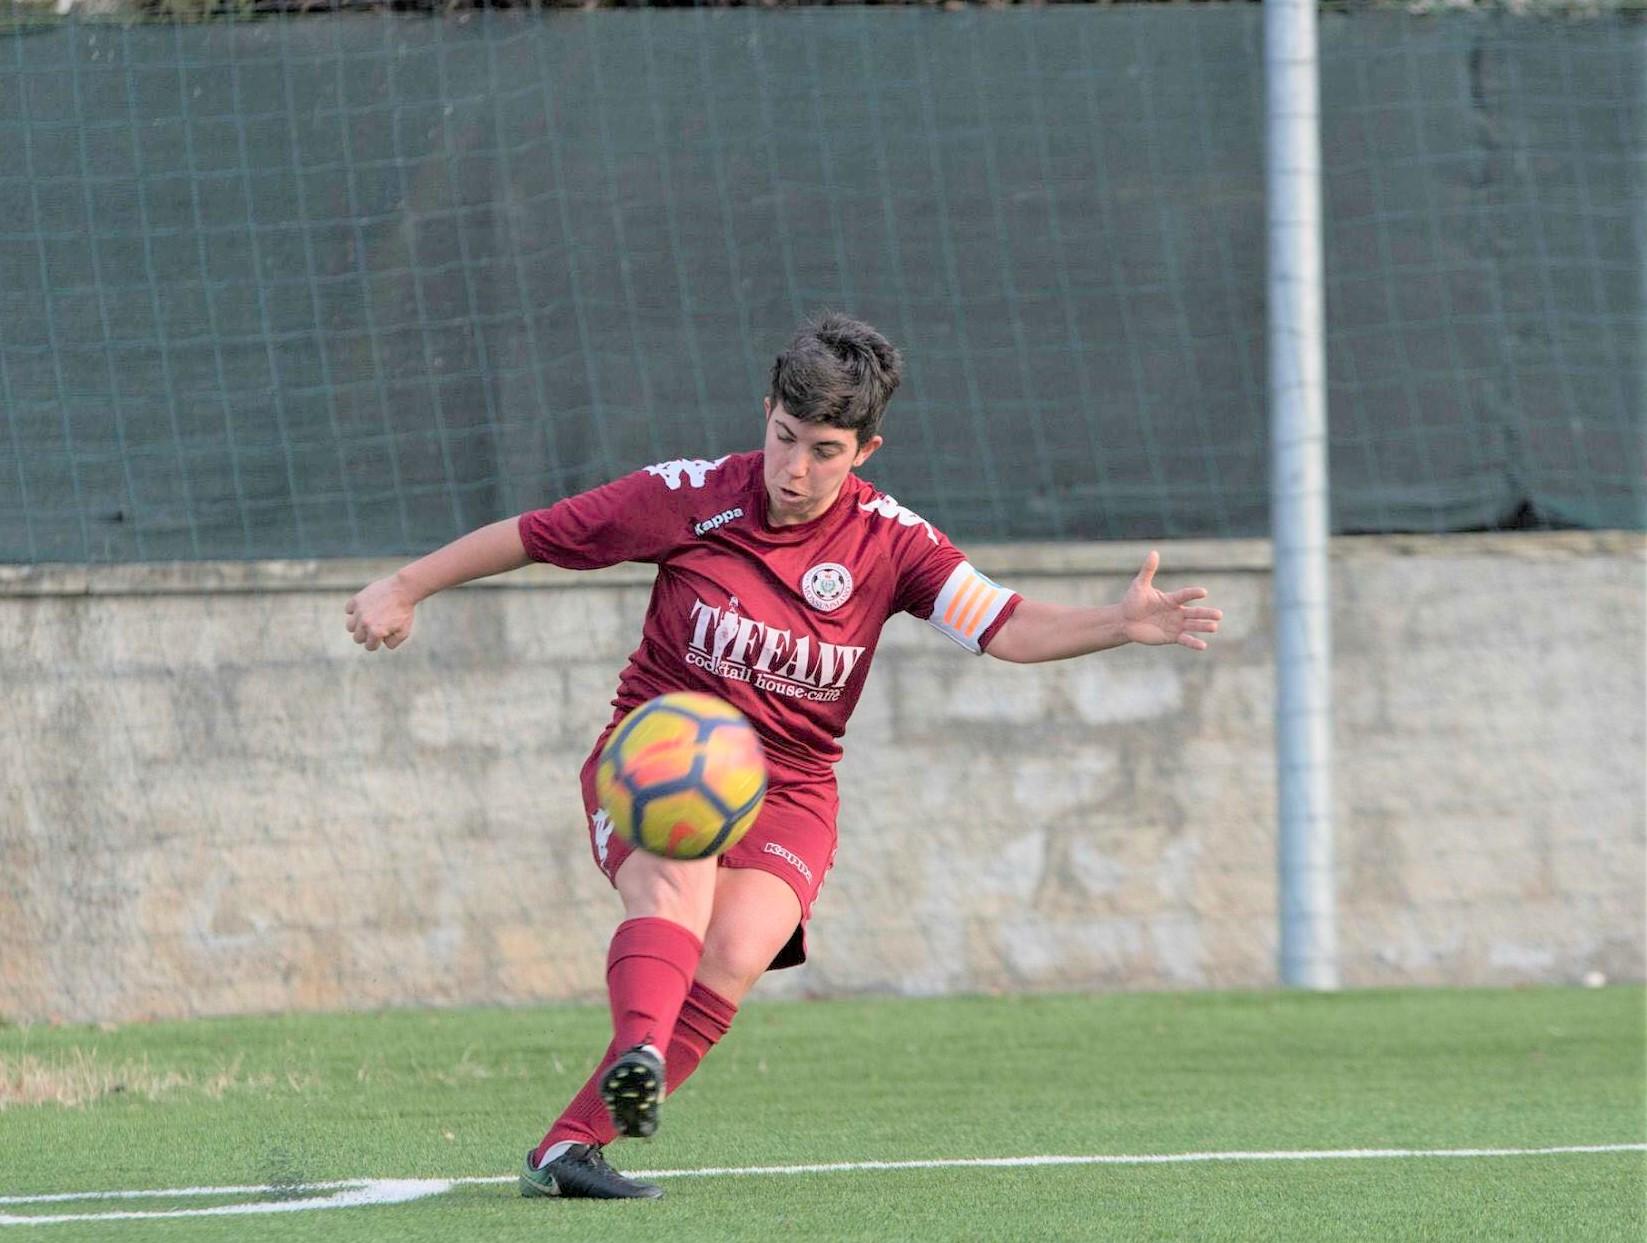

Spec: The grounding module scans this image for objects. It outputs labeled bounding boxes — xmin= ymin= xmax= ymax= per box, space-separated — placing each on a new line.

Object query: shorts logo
xmin=801 ymin=562 xmax=853 ymax=612
xmin=592 ymin=807 xmax=614 ymax=868
xmin=762 ymin=841 xmax=814 ymax=885
xmin=693 ymin=507 xmax=744 ymax=537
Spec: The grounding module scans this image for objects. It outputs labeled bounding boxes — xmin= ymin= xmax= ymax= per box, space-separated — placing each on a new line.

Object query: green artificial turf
xmin=1 ymin=986 xmax=1642 ymax=1241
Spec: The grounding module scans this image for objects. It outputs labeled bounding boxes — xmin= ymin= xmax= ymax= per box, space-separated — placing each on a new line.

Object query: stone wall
xmin=1 ymin=533 xmax=1641 ymax=1023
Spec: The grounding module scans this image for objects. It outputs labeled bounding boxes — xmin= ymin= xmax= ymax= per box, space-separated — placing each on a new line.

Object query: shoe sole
xmin=600 ymin=1055 xmax=662 ymax=1139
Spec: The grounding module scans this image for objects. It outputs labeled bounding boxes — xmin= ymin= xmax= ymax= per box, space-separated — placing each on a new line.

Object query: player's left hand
xmin=344 ymin=574 xmax=417 ymax=652
xmin=1120 ymin=550 xmax=1222 ymax=650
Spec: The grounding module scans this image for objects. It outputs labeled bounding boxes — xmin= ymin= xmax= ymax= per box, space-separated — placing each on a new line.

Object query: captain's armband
xmin=925 ymin=562 xmax=1014 ymax=654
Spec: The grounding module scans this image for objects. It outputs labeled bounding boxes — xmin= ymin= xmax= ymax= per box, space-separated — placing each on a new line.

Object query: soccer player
xmin=344 ymin=314 xmax=1222 ymax=1199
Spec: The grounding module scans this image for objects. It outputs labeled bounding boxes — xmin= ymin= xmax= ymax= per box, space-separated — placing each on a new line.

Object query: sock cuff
xmin=607 ymin=916 xmax=704 ymax=976
xmin=682 ymin=979 xmax=738 ymax=1032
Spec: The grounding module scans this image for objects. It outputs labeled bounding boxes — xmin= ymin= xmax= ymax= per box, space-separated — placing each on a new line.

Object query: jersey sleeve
xmin=887 ymin=511 xmax=1022 ymax=655
xmin=519 ymin=457 xmax=727 ymax=569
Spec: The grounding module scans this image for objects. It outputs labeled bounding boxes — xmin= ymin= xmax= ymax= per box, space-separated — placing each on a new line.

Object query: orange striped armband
xmin=925 ymin=562 xmax=1014 ymax=654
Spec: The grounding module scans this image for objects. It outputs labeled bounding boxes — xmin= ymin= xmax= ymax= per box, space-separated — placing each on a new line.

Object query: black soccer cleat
xmin=518 ymin=1144 xmax=664 ymax=1200
xmin=600 ymin=1044 xmax=665 ymax=1139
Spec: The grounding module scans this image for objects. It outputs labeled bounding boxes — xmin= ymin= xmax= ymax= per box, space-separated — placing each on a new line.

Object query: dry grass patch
xmin=0 ymin=1050 xmax=311 ymax=1109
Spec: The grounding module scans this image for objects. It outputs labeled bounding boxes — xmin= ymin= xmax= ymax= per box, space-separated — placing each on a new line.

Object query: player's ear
xmin=763 ymin=396 xmax=774 ymax=423
xmin=852 ymin=435 xmax=883 ymax=469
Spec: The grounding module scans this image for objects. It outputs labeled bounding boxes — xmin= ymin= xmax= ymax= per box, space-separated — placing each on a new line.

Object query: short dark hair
xmin=768 ymin=312 xmax=903 ymax=445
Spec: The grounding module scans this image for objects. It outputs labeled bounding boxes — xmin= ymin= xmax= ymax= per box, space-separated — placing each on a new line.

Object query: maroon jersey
xmin=518 ymin=451 xmax=1020 ymax=779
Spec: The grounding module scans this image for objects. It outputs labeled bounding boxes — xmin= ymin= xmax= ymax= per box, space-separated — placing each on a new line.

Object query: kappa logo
xmin=762 ymin=841 xmax=814 ymax=885
xmin=645 ymin=456 xmax=728 ymax=491
xmin=684 ymin=595 xmax=865 ymax=703
xmin=693 ymin=507 xmax=744 ymax=537
xmin=858 ymin=494 xmax=938 ymax=543
xmin=801 ymin=562 xmax=853 ymax=612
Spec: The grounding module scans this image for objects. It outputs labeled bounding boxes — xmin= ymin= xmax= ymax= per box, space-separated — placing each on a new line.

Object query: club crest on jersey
xmin=801 ymin=563 xmax=853 ymax=612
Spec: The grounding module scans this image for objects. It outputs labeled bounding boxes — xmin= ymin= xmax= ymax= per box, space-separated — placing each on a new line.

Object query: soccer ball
xmin=596 ymin=692 xmax=767 ymax=860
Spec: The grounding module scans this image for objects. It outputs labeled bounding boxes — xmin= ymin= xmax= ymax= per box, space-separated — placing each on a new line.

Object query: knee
xmin=616 ymin=856 xmax=715 ymax=935
xmin=696 ymin=930 xmax=770 ymax=1004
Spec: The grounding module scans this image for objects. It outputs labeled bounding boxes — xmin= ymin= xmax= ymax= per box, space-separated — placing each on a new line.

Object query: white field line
xmin=0 ymin=1183 xmax=380 ymax=1205
xmin=619 ymin=1142 xmax=1647 ymax=1180
xmin=0 ymin=1182 xmax=451 ymax=1226
xmin=1 ymin=1144 xmax=1642 ymax=1226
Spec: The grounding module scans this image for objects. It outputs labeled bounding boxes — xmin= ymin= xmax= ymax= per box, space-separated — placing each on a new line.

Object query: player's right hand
xmin=345 ymin=575 xmax=416 ymax=652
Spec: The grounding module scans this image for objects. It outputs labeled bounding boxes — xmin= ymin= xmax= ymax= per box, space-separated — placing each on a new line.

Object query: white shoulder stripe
xmin=926 ymin=562 xmax=1011 ymax=654
xmin=858 ymin=494 xmax=938 ymax=543
xmin=643 ymin=456 xmax=729 ymax=490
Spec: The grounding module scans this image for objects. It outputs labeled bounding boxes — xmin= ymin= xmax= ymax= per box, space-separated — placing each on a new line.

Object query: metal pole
xmin=1266 ymin=0 xmax=1338 ymax=989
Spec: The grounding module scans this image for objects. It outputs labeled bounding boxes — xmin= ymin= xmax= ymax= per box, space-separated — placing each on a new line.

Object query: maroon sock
xmin=665 ymin=980 xmax=738 ymax=1093
xmin=530 ymin=981 xmax=738 ymax=1164
xmin=533 ymin=1040 xmax=620 ymax=1158
xmin=530 ymin=918 xmax=702 ymax=1163
xmin=606 ymin=916 xmax=703 ymax=1054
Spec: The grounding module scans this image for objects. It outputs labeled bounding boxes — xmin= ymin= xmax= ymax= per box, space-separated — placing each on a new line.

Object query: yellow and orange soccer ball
xmin=596 ymin=692 xmax=767 ymax=860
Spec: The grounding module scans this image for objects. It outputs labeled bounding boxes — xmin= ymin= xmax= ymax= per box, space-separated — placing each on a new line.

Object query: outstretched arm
xmin=984 ymin=550 xmax=1222 ymax=663
xmin=344 ymin=517 xmax=530 ymax=651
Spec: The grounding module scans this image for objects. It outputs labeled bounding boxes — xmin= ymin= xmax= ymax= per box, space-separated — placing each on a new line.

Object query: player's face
xmin=762 ymin=399 xmax=881 ymax=527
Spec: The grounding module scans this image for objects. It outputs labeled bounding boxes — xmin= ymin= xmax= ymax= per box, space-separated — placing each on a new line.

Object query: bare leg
xmin=695 ymin=867 xmax=803 ymax=1005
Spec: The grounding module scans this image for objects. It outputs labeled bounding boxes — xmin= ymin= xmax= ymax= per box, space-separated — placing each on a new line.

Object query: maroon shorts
xmin=579 ymin=740 xmax=839 ymax=970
